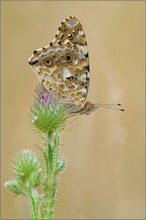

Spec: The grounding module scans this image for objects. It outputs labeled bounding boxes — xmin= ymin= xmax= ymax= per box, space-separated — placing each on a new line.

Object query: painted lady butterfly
xmin=28 ymin=16 xmax=124 ymax=115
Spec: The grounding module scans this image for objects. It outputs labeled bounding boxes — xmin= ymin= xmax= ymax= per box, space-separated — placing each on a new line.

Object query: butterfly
xmin=28 ymin=16 xmax=124 ymax=115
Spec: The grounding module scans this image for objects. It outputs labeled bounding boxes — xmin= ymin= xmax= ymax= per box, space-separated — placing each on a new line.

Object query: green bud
xmin=5 ymin=150 xmax=42 ymax=218
xmin=5 ymin=179 xmax=27 ymax=196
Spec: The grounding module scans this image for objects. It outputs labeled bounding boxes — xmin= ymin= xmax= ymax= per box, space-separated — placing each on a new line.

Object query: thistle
xmin=5 ymin=84 xmax=69 ymax=220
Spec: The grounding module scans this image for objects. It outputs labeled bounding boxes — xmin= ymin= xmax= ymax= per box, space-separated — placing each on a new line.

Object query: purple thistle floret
xmin=39 ymin=90 xmax=54 ymax=108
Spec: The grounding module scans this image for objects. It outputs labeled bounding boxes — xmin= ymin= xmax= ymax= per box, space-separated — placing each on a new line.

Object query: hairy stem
xmin=28 ymin=188 xmax=41 ymax=220
xmin=42 ymin=132 xmax=60 ymax=219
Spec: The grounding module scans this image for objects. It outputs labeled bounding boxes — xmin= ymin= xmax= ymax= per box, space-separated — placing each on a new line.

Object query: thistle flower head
xmin=29 ymin=84 xmax=68 ymax=134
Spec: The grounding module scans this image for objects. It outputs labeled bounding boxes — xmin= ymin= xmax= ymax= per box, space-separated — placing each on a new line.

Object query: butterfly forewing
xmin=52 ymin=16 xmax=88 ymax=54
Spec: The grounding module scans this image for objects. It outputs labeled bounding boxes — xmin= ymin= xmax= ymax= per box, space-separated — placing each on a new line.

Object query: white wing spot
xmin=63 ymin=67 xmax=72 ymax=79
xmin=78 ymin=30 xmax=84 ymax=35
xmin=66 ymin=19 xmax=79 ymax=28
xmin=74 ymin=59 xmax=78 ymax=65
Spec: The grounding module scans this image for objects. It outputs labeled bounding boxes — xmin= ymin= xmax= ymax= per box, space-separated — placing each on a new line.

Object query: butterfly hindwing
xmin=29 ymin=16 xmax=90 ymax=112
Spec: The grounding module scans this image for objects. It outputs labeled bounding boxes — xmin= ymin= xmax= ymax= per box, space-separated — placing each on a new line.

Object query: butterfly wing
xmin=52 ymin=16 xmax=88 ymax=55
xmin=28 ymin=16 xmax=90 ymax=111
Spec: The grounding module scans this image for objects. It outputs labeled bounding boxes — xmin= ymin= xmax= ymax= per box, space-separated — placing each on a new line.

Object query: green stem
xmin=28 ymin=188 xmax=41 ymax=220
xmin=42 ymin=132 xmax=60 ymax=219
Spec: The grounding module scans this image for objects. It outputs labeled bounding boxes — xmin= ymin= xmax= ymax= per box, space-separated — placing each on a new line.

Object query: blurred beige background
xmin=1 ymin=1 xmax=145 ymax=219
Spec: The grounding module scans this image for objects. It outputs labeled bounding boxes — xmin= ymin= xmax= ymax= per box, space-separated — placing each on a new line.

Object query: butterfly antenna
xmin=95 ymin=103 xmax=125 ymax=111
